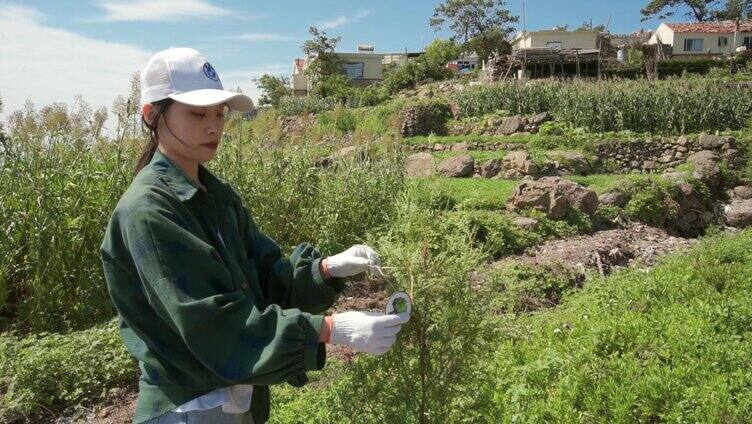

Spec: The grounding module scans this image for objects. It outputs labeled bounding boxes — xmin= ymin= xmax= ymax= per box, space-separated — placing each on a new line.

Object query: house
xmin=447 ymin=52 xmax=479 ymax=74
xmin=648 ymin=21 xmax=752 ymax=57
xmin=291 ymin=45 xmax=423 ymax=95
xmin=511 ymin=29 xmax=600 ymax=51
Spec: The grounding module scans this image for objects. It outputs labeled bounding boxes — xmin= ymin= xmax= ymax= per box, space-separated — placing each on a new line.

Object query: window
xmin=683 ymin=38 xmax=703 ymax=51
xmin=718 ymin=37 xmax=728 ymax=47
xmin=744 ymin=37 xmax=752 ymax=48
xmin=343 ymin=62 xmax=364 ymax=79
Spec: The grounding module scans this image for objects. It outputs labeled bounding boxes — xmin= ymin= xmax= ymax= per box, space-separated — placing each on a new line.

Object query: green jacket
xmin=100 ymin=149 xmax=344 ymax=423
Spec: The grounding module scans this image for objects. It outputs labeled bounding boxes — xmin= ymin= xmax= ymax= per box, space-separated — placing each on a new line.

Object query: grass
xmin=414 ymin=177 xmax=519 ymax=210
xmin=490 ymin=228 xmax=752 ymax=422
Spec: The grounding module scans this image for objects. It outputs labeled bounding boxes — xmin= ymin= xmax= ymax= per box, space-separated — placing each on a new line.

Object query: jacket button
xmin=241 ymin=283 xmax=248 ymax=290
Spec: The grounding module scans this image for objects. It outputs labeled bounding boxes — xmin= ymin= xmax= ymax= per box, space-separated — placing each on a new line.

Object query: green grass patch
xmin=414 ymin=177 xmax=519 ymax=210
xmin=491 ymin=229 xmax=752 ymax=422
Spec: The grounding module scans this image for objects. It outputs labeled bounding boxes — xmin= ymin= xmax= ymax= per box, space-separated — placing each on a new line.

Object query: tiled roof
xmin=665 ymin=20 xmax=752 ymax=34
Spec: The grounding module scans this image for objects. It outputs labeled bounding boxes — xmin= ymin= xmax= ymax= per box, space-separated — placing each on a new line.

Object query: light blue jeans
xmin=142 ymin=406 xmax=255 ymax=424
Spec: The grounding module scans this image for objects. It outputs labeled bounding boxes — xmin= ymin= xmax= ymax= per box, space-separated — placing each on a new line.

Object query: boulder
xmin=726 ymin=199 xmax=752 ymax=228
xmin=507 ymin=177 xmax=599 ymax=219
xmin=479 ymin=159 xmax=503 ymax=179
xmin=438 ymin=155 xmax=475 ymax=178
xmin=513 ymin=217 xmax=539 ymax=230
xmin=733 ymin=185 xmax=752 ymax=200
xmin=528 ymin=111 xmax=552 ymax=126
xmin=548 ymin=151 xmax=591 ymax=175
xmin=504 ymin=169 xmax=525 ymax=180
xmin=450 ymin=142 xmax=468 ymax=152
xmin=502 ymin=151 xmax=539 ymax=176
xmin=599 ymin=191 xmax=628 ymax=208
xmin=698 ymin=133 xmax=727 ymax=149
xmin=405 ymin=153 xmax=436 ymax=177
xmin=497 ymin=116 xmax=525 ymax=136
xmin=687 ymin=150 xmax=721 ymax=191
xmin=672 ymin=181 xmax=712 ymax=236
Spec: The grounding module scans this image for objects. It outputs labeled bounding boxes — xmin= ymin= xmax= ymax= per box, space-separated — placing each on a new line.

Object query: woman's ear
xmin=142 ymin=103 xmax=158 ymax=125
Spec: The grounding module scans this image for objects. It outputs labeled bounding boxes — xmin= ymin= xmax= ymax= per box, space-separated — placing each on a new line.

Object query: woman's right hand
xmin=325 ymin=311 xmax=410 ymax=356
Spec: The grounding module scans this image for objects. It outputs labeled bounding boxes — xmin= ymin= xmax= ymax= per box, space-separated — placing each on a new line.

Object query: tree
xmin=429 ymin=0 xmax=519 ymax=60
xmin=423 ymin=38 xmax=462 ymax=65
xmin=253 ymin=74 xmax=291 ymax=108
xmin=577 ymin=20 xmax=608 ymax=32
xmin=641 ymin=0 xmax=752 ymax=22
xmin=301 ymin=26 xmax=343 ymax=89
xmin=712 ymin=0 xmax=752 ymax=19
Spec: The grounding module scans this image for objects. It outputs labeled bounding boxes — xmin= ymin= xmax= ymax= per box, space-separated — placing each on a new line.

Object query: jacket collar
xmin=149 ymin=149 xmax=227 ymax=202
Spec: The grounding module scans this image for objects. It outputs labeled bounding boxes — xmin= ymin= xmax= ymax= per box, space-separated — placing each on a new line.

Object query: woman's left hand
xmin=322 ymin=244 xmax=380 ymax=278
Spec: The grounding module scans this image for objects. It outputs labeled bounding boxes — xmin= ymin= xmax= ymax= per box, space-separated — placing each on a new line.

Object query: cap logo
xmin=203 ymin=62 xmax=219 ymax=81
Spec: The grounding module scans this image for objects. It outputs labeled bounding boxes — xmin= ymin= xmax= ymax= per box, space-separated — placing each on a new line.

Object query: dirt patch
xmin=50 ymin=384 xmax=138 ymax=424
xmin=494 ymin=223 xmax=697 ymax=277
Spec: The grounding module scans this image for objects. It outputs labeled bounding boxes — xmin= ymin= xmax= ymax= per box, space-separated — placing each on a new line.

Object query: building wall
xmin=513 ymin=31 xmax=599 ymax=50
xmin=650 ymin=23 xmax=752 ymax=56
xmin=291 ymin=73 xmax=307 ymax=92
xmin=335 ymin=53 xmax=385 ymax=80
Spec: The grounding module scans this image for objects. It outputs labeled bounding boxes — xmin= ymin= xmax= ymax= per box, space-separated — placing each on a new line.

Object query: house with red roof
xmin=648 ymin=20 xmax=752 ymax=57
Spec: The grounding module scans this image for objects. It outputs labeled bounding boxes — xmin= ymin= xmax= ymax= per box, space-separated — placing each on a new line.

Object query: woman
xmin=100 ymin=47 xmax=408 ymax=424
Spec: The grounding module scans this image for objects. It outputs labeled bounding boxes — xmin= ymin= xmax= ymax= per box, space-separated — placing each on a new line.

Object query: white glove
xmin=325 ymin=244 xmax=381 ymax=278
xmin=329 ymin=311 xmax=409 ymax=356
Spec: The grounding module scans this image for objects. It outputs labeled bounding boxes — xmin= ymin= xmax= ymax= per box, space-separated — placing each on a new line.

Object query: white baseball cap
xmin=140 ymin=47 xmax=253 ymax=112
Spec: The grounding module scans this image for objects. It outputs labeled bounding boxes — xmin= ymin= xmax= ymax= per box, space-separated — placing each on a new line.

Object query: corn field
xmin=456 ymin=77 xmax=752 ymax=134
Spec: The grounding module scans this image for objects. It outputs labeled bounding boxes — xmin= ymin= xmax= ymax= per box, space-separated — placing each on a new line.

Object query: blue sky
xmin=0 ymin=0 xmax=684 ymax=135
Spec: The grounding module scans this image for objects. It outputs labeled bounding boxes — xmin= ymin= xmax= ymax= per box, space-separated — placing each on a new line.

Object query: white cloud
xmin=0 ymin=4 xmax=151 ymax=136
xmin=320 ymin=9 xmax=370 ymax=30
xmin=97 ymin=0 xmax=232 ymax=22
xmin=230 ymin=33 xmax=301 ymax=42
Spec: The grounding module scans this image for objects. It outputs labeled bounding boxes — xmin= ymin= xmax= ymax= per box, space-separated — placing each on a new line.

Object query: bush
xmin=277 ymin=95 xmax=338 ymax=116
xmin=488 ymin=261 xmax=583 ymax=314
xmin=0 ymin=318 xmax=136 ymax=421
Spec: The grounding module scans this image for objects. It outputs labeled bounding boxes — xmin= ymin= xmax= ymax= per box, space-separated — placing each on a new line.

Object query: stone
xmin=450 ymin=142 xmax=468 ymax=152
xmin=433 ymin=143 xmax=447 ymax=151
xmin=502 ymin=151 xmax=539 ymax=176
xmin=698 ymin=133 xmax=727 ymax=149
xmin=676 ymin=145 xmax=688 ymax=152
xmin=498 ymin=116 xmax=525 ymax=136
xmin=733 ymin=186 xmax=752 ymax=200
xmin=676 ymin=136 xmax=689 ymax=146
xmin=548 ymin=151 xmax=591 ymax=175
xmin=599 ymin=191 xmax=628 ymax=208
xmin=505 ymin=169 xmax=524 ymax=180
xmin=479 ymin=158 xmax=503 ymax=178
xmin=726 ymin=199 xmax=752 ymax=228
xmin=528 ymin=111 xmax=552 ymax=126
xmin=405 ymin=153 xmax=436 ymax=178
xmin=643 ymin=160 xmax=657 ymax=171
xmin=438 ymin=155 xmax=475 ymax=178
xmin=659 ymin=155 xmax=673 ymax=163
xmin=513 ymin=217 xmax=539 ymax=230
xmin=687 ymin=150 xmax=721 ymax=191
xmin=506 ymin=177 xmax=599 ymax=219
xmin=672 ymin=181 xmax=713 ymax=236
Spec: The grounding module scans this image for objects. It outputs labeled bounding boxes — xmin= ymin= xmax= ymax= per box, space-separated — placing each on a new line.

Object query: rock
xmin=513 ymin=217 xmax=539 ymax=230
xmin=676 ymin=136 xmax=689 ymax=146
xmin=507 ymin=177 xmax=599 ymax=219
xmin=687 ymin=150 xmax=721 ymax=191
xmin=334 ymin=146 xmax=360 ymax=158
xmin=733 ymin=186 xmax=752 ymax=200
xmin=528 ymin=111 xmax=552 ymax=126
xmin=643 ymin=160 xmax=657 ymax=171
xmin=498 ymin=116 xmax=525 ymax=136
xmin=448 ymin=102 xmax=461 ymax=119
xmin=432 ymin=143 xmax=447 ymax=151
xmin=698 ymin=133 xmax=727 ymax=149
xmin=400 ymin=103 xmax=450 ymax=137
xmin=450 ymin=142 xmax=468 ymax=152
xmin=548 ymin=151 xmax=591 ymax=175
xmin=405 ymin=153 xmax=436 ymax=177
xmin=479 ymin=159 xmax=503 ymax=179
xmin=672 ymin=181 xmax=712 ymax=236
xmin=438 ymin=155 xmax=475 ymax=178
xmin=502 ymin=151 xmax=539 ymax=176
xmin=726 ymin=199 xmax=752 ymax=228
xmin=505 ymin=169 xmax=525 ymax=180
xmin=659 ymin=155 xmax=674 ymax=163
xmin=599 ymin=191 xmax=628 ymax=208
xmin=313 ymin=156 xmax=333 ymax=168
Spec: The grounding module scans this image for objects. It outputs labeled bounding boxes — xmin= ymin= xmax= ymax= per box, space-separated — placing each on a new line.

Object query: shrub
xmin=277 ymin=95 xmax=338 ymax=116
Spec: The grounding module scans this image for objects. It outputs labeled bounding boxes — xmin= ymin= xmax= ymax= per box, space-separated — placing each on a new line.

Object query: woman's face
xmin=150 ymin=101 xmax=227 ymax=164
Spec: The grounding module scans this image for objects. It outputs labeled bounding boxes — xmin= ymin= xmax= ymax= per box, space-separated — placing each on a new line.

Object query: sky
xmin=0 ymin=0 xmax=685 ymax=137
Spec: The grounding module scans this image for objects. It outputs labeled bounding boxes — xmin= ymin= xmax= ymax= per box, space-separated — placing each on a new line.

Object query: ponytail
xmin=135 ymin=98 xmax=174 ymax=176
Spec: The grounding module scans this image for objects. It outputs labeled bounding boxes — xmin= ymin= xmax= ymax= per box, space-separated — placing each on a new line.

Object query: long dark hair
xmin=135 ymin=98 xmax=175 ymax=175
